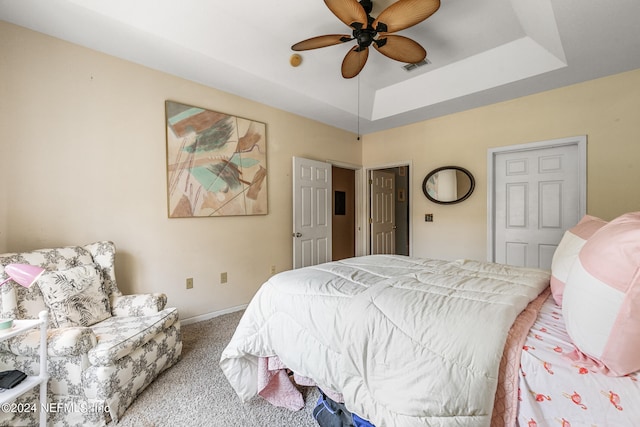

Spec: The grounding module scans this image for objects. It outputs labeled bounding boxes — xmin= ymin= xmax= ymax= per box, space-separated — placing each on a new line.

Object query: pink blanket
xmin=257 ymin=355 xmax=343 ymax=410
xmin=257 ymin=356 xmax=304 ymax=410
xmin=491 ymin=288 xmax=551 ymax=427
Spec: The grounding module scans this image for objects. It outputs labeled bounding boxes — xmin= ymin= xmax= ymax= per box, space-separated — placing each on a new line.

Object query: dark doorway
xmin=332 ymin=166 xmax=356 ymax=261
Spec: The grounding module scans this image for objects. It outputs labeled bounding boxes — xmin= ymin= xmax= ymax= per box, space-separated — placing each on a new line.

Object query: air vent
xmin=402 ymin=58 xmax=431 ymax=72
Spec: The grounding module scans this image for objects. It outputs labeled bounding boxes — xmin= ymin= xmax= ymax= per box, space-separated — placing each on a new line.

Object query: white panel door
xmin=493 ymin=143 xmax=582 ymax=269
xmin=371 ymin=170 xmax=396 ymax=254
xmin=292 ymin=157 xmax=332 ymax=269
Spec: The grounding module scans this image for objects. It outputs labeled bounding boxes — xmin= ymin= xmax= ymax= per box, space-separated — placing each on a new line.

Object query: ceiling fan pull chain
xmin=357 ymin=72 xmax=361 ymax=141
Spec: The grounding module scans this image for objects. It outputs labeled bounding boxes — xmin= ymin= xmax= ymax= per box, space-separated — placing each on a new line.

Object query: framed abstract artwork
xmin=165 ymin=101 xmax=268 ymax=217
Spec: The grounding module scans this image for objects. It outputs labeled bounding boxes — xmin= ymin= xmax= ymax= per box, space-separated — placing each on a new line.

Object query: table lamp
xmin=0 ymin=264 xmax=46 ymax=288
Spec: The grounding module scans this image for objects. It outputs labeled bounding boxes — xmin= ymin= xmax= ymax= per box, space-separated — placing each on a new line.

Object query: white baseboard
xmin=180 ymin=304 xmax=248 ymax=326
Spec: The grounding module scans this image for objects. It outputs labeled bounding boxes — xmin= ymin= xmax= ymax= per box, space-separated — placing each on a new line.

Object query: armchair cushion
xmin=0 ymin=246 xmax=96 ymax=328
xmin=88 ymin=307 xmax=179 ymax=365
xmin=38 ymin=264 xmax=112 ymax=327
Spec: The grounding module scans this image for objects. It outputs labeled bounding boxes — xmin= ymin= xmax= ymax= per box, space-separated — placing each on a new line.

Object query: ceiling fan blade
xmin=325 ymin=0 xmax=368 ymax=29
xmin=342 ymin=46 xmax=369 ymax=78
xmin=292 ymin=34 xmax=353 ymax=51
xmin=373 ymin=0 xmax=440 ymax=33
xmin=374 ymin=34 xmax=426 ymax=63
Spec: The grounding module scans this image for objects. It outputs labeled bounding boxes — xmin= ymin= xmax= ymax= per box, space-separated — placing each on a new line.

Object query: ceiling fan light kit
xmin=290 ymin=54 xmax=303 ymax=67
xmin=291 ymin=0 xmax=440 ymax=78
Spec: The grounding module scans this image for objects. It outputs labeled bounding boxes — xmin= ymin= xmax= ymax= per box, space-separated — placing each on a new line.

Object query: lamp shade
xmin=0 ymin=263 xmax=46 ymax=288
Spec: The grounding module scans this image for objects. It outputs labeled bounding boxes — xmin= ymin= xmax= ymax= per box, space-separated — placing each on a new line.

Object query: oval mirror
xmin=422 ymin=166 xmax=475 ymax=205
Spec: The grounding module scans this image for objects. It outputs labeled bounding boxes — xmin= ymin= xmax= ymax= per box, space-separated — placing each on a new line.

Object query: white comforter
xmin=220 ymin=255 xmax=549 ymax=426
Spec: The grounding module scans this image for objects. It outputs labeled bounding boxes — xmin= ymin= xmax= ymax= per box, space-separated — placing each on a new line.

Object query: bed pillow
xmin=562 ymin=211 xmax=640 ymax=376
xmin=550 ymin=214 xmax=607 ymax=306
xmin=38 ymin=264 xmax=112 ymax=328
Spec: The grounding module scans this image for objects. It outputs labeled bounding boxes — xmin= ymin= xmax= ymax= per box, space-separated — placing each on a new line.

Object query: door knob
xmin=292 ymin=232 xmax=302 ymax=238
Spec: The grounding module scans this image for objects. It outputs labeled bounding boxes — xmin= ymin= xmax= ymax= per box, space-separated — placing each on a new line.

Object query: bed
xmin=220 ymin=212 xmax=640 ymax=427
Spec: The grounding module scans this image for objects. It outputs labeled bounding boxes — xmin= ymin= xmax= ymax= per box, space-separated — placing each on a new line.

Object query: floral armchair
xmin=0 ymin=241 xmax=182 ymax=426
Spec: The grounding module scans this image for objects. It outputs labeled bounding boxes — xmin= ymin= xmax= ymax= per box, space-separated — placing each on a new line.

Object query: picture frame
xmin=165 ymin=101 xmax=268 ymax=217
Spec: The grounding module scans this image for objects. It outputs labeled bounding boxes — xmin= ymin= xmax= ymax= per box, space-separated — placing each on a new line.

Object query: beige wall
xmin=363 ymin=68 xmax=640 ymax=261
xmin=0 ymin=22 xmax=361 ymax=319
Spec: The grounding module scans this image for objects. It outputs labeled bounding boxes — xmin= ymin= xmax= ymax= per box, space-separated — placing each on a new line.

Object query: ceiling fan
xmin=291 ymin=0 xmax=440 ymax=79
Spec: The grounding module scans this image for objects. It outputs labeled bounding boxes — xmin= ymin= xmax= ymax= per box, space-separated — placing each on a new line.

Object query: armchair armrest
xmin=111 ymin=293 xmax=167 ymax=317
xmin=1 ymin=327 xmax=97 ymax=357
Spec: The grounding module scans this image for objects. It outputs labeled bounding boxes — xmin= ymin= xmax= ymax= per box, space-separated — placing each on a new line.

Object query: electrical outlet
xmin=425 ymin=213 xmax=434 ymax=222
xmin=186 ymin=278 xmax=193 ymax=289
xmin=270 ymin=265 xmax=276 ymax=275
xmin=220 ymin=272 xmax=228 ymax=284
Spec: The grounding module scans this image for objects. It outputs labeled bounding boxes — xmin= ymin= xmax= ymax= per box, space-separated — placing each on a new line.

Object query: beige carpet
xmin=109 ymin=310 xmax=320 ymax=427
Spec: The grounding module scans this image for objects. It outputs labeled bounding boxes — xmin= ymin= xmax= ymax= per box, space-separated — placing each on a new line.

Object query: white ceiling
xmin=2 ymin=0 xmax=640 ymax=135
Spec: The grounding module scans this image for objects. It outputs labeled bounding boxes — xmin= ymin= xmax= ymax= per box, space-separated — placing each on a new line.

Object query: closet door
xmin=489 ymin=137 xmax=586 ymax=269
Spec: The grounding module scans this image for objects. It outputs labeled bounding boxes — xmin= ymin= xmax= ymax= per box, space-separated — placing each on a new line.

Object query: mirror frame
xmin=422 ymin=166 xmax=475 ymax=205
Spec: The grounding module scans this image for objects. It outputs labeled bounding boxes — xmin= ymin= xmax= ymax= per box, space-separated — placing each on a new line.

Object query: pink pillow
xmin=550 ymin=215 xmax=607 ymax=305
xmin=562 ymin=212 xmax=640 ymax=376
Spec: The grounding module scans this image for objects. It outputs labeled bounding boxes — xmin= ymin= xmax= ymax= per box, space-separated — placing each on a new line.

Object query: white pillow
xmin=550 ymin=215 xmax=606 ymax=306
xmin=562 ymin=211 xmax=640 ymax=376
xmin=38 ymin=264 xmax=112 ymax=327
